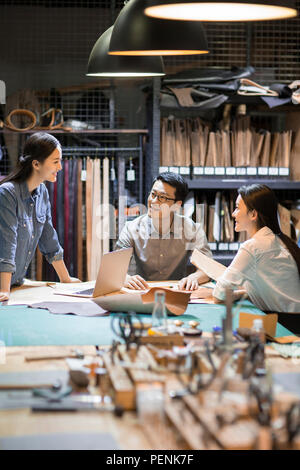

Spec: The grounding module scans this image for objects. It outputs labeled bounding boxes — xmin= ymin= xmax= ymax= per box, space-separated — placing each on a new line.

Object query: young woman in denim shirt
xmin=0 ymin=132 xmax=80 ymax=301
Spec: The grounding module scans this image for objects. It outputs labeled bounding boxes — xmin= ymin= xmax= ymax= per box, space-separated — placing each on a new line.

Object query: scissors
xmin=249 ymin=376 xmax=272 ymax=426
xmin=170 ymin=341 xmax=217 ymax=399
xmin=242 ymin=337 xmax=265 ymax=379
xmin=287 ymin=402 xmax=300 ymax=444
xmin=110 ymin=312 xmax=144 ymax=351
xmin=32 ymin=379 xmax=72 ymax=401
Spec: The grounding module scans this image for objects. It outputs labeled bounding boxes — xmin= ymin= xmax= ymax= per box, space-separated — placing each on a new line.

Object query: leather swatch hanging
xmin=76 ymin=159 xmax=83 ymax=281
xmin=91 ymin=158 xmax=102 ymax=281
xmin=85 ymin=157 xmax=93 ymax=281
xmin=102 ymin=157 xmax=110 ymax=254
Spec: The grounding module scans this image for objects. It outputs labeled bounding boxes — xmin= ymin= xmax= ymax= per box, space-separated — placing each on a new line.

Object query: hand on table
xmin=60 ymin=277 xmax=82 ymax=283
xmin=191 ymin=286 xmax=213 ymax=299
xmin=125 ymin=275 xmax=149 ymax=290
xmin=179 ymin=274 xmax=199 ymax=291
xmin=0 ymin=291 xmax=10 ymax=301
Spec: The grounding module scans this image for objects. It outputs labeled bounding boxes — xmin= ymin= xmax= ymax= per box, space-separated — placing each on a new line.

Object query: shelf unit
xmin=147 ymin=78 xmax=300 ymax=267
xmin=0 ymin=129 xmax=148 ymax=134
xmin=0 ymin=128 xmax=148 ymax=213
xmin=0 ymin=128 xmax=148 ymax=274
xmin=185 ymin=179 xmax=300 ymax=190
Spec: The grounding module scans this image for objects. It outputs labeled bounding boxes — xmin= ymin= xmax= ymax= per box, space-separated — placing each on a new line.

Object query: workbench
xmin=0 ymin=283 xmax=299 ymax=450
xmin=0 ymin=283 xmax=293 ymax=346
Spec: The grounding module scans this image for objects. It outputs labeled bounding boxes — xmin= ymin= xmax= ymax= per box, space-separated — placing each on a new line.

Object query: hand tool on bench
xmin=24 ymin=348 xmax=84 ymax=362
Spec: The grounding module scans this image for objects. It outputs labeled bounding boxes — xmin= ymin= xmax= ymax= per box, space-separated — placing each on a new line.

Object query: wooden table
xmin=1 ymin=341 xmax=299 ymax=450
xmin=0 ymin=345 xmax=154 ymax=450
xmin=1 ymin=282 xmax=299 ymax=450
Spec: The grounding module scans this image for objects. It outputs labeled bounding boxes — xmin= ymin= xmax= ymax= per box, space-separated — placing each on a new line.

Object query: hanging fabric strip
xmin=64 ymin=159 xmax=70 ymax=271
xmin=77 ymin=158 xmax=83 ymax=281
xmin=161 ymin=118 xmax=175 ymax=166
xmin=53 ymin=175 xmax=57 ymax=229
xmin=190 ymin=118 xmax=200 ymax=167
xmin=67 ymin=158 xmax=74 ymax=276
xmin=72 ymin=158 xmax=78 ymax=279
xmin=85 ymin=157 xmax=93 ymax=281
xmin=56 ymin=162 xmax=64 ymax=248
xmin=102 ymin=157 xmax=110 ymax=254
xmin=91 ymin=158 xmax=102 ymax=280
xmin=68 ymin=158 xmax=77 ymax=277
xmin=40 ymin=181 xmax=53 ymax=281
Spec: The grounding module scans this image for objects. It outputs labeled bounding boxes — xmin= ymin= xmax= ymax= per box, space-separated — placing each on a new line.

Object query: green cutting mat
xmin=0 ymin=301 xmax=292 ymax=347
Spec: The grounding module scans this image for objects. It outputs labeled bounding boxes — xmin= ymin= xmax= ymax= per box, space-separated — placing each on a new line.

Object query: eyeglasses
xmin=149 ymin=190 xmax=176 ymax=204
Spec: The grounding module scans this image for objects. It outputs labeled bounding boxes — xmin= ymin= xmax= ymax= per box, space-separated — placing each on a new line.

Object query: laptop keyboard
xmin=74 ymin=288 xmax=94 ymax=295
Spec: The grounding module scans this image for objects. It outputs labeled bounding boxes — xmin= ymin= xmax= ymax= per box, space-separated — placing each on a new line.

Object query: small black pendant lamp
xmin=87 ymin=27 xmax=165 ymax=77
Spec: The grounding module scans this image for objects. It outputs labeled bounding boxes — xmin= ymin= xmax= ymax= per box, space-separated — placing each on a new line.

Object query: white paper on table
xmin=121 ymin=280 xmax=179 ymax=295
xmin=189 ymin=298 xmax=215 ymax=304
xmin=52 ymin=281 xmax=95 ymax=293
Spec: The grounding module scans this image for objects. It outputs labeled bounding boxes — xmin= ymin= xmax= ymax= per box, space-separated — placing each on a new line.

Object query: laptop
xmin=54 ymin=248 xmax=133 ymax=298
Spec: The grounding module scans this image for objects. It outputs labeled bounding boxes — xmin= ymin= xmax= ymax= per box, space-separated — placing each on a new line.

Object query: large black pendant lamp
xmin=109 ymin=0 xmax=209 ymax=56
xmin=87 ymin=27 xmax=165 ymax=77
xmin=144 ymin=0 xmax=297 ymax=22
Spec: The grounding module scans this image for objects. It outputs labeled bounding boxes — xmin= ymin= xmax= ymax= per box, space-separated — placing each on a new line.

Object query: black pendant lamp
xmin=87 ymin=27 xmax=165 ymax=77
xmin=144 ymin=0 xmax=298 ymax=22
xmin=109 ymin=0 xmax=209 ymax=56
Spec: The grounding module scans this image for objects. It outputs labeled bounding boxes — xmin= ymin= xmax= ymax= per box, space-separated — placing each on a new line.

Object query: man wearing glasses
xmin=116 ymin=172 xmax=212 ymax=290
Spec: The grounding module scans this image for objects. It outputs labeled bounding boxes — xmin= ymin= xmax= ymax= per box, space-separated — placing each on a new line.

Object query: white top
xmin=213 ymin=226 xmax=300 ymax=313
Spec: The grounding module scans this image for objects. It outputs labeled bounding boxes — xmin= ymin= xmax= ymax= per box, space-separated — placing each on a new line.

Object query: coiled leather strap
xmin=4 ymin=109 xmax=37 ymax=131
xmin=3 ymin=108 xmax=71 ymax=132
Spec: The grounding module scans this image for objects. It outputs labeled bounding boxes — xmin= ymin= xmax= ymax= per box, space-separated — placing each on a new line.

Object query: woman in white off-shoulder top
xmin=201 ymin=184 xmax=300 ymax=314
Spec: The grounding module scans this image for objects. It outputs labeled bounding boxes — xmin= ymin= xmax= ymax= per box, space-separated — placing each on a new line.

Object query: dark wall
xmin=1 ymin=1 xmax=300 ymax=129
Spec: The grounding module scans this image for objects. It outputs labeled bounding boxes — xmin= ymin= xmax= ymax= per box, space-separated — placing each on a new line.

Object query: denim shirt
xmin=0 ymin=181 xmax=63 ymax=286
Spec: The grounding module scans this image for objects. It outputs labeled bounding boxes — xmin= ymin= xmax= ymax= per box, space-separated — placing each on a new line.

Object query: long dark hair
xmin=0 ymin=132 xmax=61 ymax=185
xmin=238 ymin=184 xmax=300 ymax=277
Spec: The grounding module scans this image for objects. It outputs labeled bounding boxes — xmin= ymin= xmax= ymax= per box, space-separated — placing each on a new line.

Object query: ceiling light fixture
xmin=144 ymin=1 xmax=298 ymax=22
xmin=87 ymin=27 xmax=165 ymax=77
xmin=109 ymin=0 xmax=209 ymax=56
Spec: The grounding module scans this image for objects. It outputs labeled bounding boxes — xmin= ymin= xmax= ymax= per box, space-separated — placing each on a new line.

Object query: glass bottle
xmin=152 ymin=290 xmax=167 ymax=331
xmin=252 ymin=318 xmax=265 ymax=344
xmin=252 ymin=318 xmax=266 ymax=371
